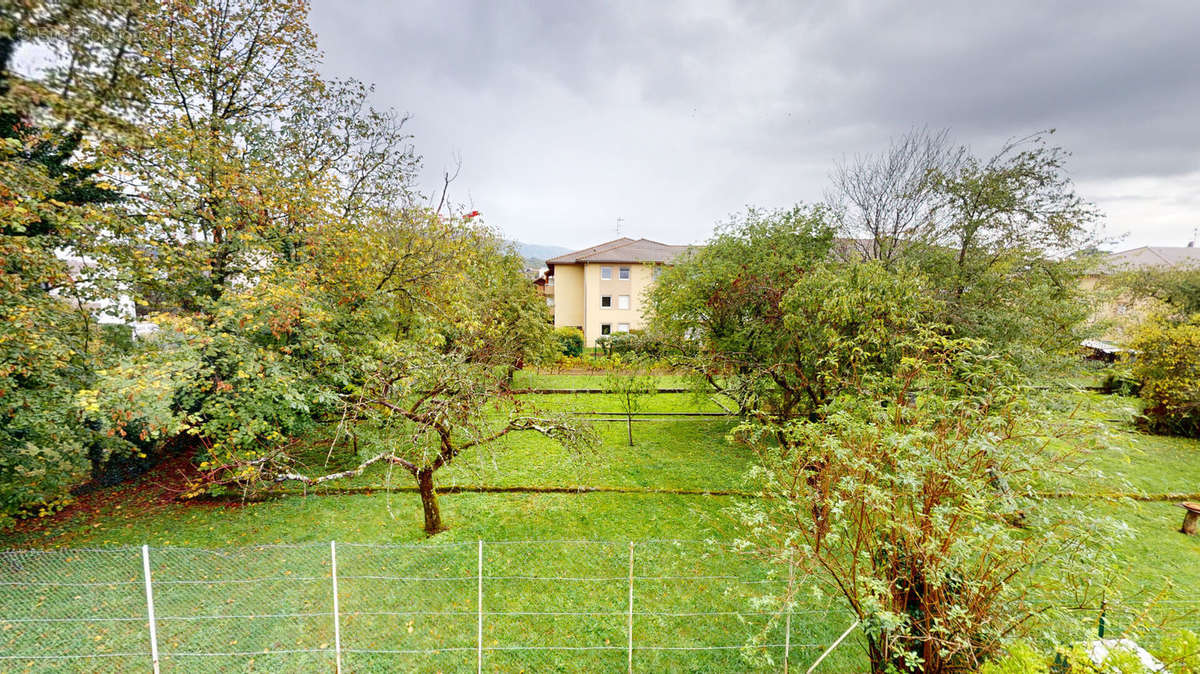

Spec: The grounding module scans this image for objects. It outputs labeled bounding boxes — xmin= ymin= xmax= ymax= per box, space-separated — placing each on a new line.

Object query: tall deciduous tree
xmin=647 ymin=206 xmax=835 ymax=418
xmin=0 ymin=0 xmax=145 ymax=521
xmin=114 ymin=0 xmax=418 ymax=312
xmin=829 ymin=129 xmax=1101 ymax=371
xmin=180 ymin=217 xmax=590 ymax=534
xmin=828 ymin=127 xmax=963 ymax=267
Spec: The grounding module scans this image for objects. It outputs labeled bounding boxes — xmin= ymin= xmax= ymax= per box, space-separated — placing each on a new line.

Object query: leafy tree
xmin=829 ymin=129 xmax=1101 ymax=371
xmin=77 ymin=0 xmax=446 ymax=490
xmin=602 ymin=354 xmax=657 ymax=446
xmin=0 ymin=0 xmax=144 ymax=520
xmin=131 ymin=210 xmax=596 ymax=534
xmin=771 ymin=262 xmax=940 ymax=417
xmin=113 ymin=0 xmax=417 ymax=312
xmin=647 ymin=206 xmax=835 ymax=418
xmin=649 ymin=209 xmax=940 ymax=423
xmin=330 ymin=344 xmax=591 ymax=534
xmin=1119 ymin=266 xmax=1200 ymax=319
xmin=734 ymin=338 xmax=1111 ymax=673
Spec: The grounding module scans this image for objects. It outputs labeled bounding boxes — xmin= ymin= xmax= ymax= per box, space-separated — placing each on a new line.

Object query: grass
xmin=519 ymin=391 xmax=732 ymax=414
xmin=510 ymin=369 xmax=695 ymax=390
xmin=1081 ymin=498 xmax=1200 ymax=614
xmin=2 ymin=372 xmax=1199 ymax=671
xmin=0 ymin=492 xmax=861 ymax=671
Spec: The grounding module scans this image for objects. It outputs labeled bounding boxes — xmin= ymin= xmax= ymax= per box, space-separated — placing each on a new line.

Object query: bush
xmin=595 ymin=331 xmax=639 ymax=356
xmin=977 ymin=642 xmax=1049 ymax=674
xmin=981 ymin=630 xmax=1199 ymax=674
xmin=1100 ymin=368 xmax=1142 ymax=397
xmin=554 ymin=326 xmax=584 ymax=357
xmin=1128 ymin=317 xmax=1200 ymax=437
xmin=595 ymin=329 xmax=685 ymax=359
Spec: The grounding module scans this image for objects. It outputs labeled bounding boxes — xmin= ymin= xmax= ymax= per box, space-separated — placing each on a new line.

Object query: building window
xmin=600 ymin=266 xmax=613 ymax=280
xmin=617 ymin=323 xmax=630 ymax=333
xmin=617 ymin=295 xmax=630 ymax=310
xmin=547 ymin=276 xmax=554 ymax=286
xmin=601 ymin=295 xmax=612 ymax=308
xmin=601 ymin=323 xmax=612 ymax=335
xmin=652 ymin=267 xmax=663 ymax=280
xmin=546 ymin=297 xmax=554 ymax=307
xmin=619 ymin=266 xmax=630 ymax=280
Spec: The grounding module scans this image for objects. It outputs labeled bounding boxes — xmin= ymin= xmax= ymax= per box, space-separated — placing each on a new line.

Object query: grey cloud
xmin=310 ymin=0 xmax=1200 ymax=248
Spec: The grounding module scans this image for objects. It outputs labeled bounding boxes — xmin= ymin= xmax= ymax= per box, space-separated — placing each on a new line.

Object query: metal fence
xmin=0 ymin=540 xmax=860 ymax=672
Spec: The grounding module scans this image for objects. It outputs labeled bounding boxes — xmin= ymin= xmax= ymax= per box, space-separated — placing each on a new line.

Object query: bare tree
xmin=827 ymin=127 xmax=964 ymax=267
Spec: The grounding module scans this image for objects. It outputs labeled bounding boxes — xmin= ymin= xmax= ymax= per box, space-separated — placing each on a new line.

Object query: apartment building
xmin=545 ymin=238 xmax=690 ymax=346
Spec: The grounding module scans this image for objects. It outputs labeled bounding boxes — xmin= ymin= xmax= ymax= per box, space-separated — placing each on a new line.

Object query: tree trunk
xmin=416 ymin=469 xmax=446 ymax=535
xmin=626 ymin=414 xmax=634 ymax=446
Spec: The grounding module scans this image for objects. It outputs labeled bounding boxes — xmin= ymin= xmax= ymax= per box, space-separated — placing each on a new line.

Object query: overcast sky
xmin=309 ymin=0 xmax=1200 ymax=251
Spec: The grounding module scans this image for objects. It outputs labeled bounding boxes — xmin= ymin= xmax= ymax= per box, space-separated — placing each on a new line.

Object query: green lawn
xmin=511 ymin=369 xmax=696 ymax=390
xmin=518 ymin=391 xmax=732 ymax=414
xmin=2 ymin=375 xmax=1198 ymax=671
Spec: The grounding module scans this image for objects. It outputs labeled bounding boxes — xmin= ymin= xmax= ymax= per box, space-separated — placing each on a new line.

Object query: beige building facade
xmin=546 ymin=238 xmax=689 ymax=346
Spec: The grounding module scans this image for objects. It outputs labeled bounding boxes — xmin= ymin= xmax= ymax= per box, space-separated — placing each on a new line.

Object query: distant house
xmin=59 ymin=254 xmax=159 ymax=339
xmin=533 ymin=269 xmax=552 ymax=308
xmin=1098 ymin=244 xmax=1200 ymax=272
xmin=546 ymin=238 xmax=690 ymax=346
xmin=1084 ymin=243 xmax=1200 ymax=343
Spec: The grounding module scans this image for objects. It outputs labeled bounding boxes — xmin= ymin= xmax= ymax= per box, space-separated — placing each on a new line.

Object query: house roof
xmin=545 ymin=238 xmax=691 ymax=265
xmin=1100 ymin=245 xmax=1200 ymax=272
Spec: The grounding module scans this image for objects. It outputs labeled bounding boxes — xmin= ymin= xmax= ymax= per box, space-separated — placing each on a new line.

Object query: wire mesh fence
xmin=7 ymin=541 xmax=1192 ymax=672
xmin=0 ymin=540 xmax=858 ymax=672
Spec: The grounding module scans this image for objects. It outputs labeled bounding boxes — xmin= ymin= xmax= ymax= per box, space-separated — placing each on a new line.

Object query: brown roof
xmin=1100 ymin=246 xmax=1200 ymax=272
xmin=546 ymin=238 xmax=691 ymax=265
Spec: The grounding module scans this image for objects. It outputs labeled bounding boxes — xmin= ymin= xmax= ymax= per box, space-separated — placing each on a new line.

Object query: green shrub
xmin=554 ymin=326 xmax=584 ymax=357
xmin=978 ymin=642 xmax=1050 ymax=674
xmin=1157 ymin=629 xmax=1200 ymax=673
xmin=1100 ymin=368 xmax=1142 ymax=397
xmin=595 ymin=329 xmax=681 ymax=358
xmin=1128 ymin=317 xmax=1200 ymax=437
xmin=982 ymin=632 xmax=1198 ymax=674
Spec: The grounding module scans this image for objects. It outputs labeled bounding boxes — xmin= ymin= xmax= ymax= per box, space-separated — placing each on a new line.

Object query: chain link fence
xmin=0 ymin=540 xmax=863 ymax=672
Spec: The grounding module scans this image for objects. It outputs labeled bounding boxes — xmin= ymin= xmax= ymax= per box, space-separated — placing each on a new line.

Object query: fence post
xmin=627 ymin=541 xmax=634 ymax=674
xmin=784 ymin=553 xmax=795 ymax=674
xmin=806 ymin=619 xmax=860 ymax=674
xmin=140 ymin=544 xmax=160 ymax=674
xmin=477 ymin=540 xmax=484 ymax=674
xmin=331 ymin=541 xmax=342 ymax=674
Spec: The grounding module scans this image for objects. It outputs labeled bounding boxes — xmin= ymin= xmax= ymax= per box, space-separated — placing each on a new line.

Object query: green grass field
xmin=1 ymin=371 xmax=1198 ymax=671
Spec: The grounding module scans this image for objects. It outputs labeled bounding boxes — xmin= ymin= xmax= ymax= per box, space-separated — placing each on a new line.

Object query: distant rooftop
xmin=1101 ymin=245 xmax=1200 ymax=272
xmin=546 ymin=238 xmax=691 ymax=265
